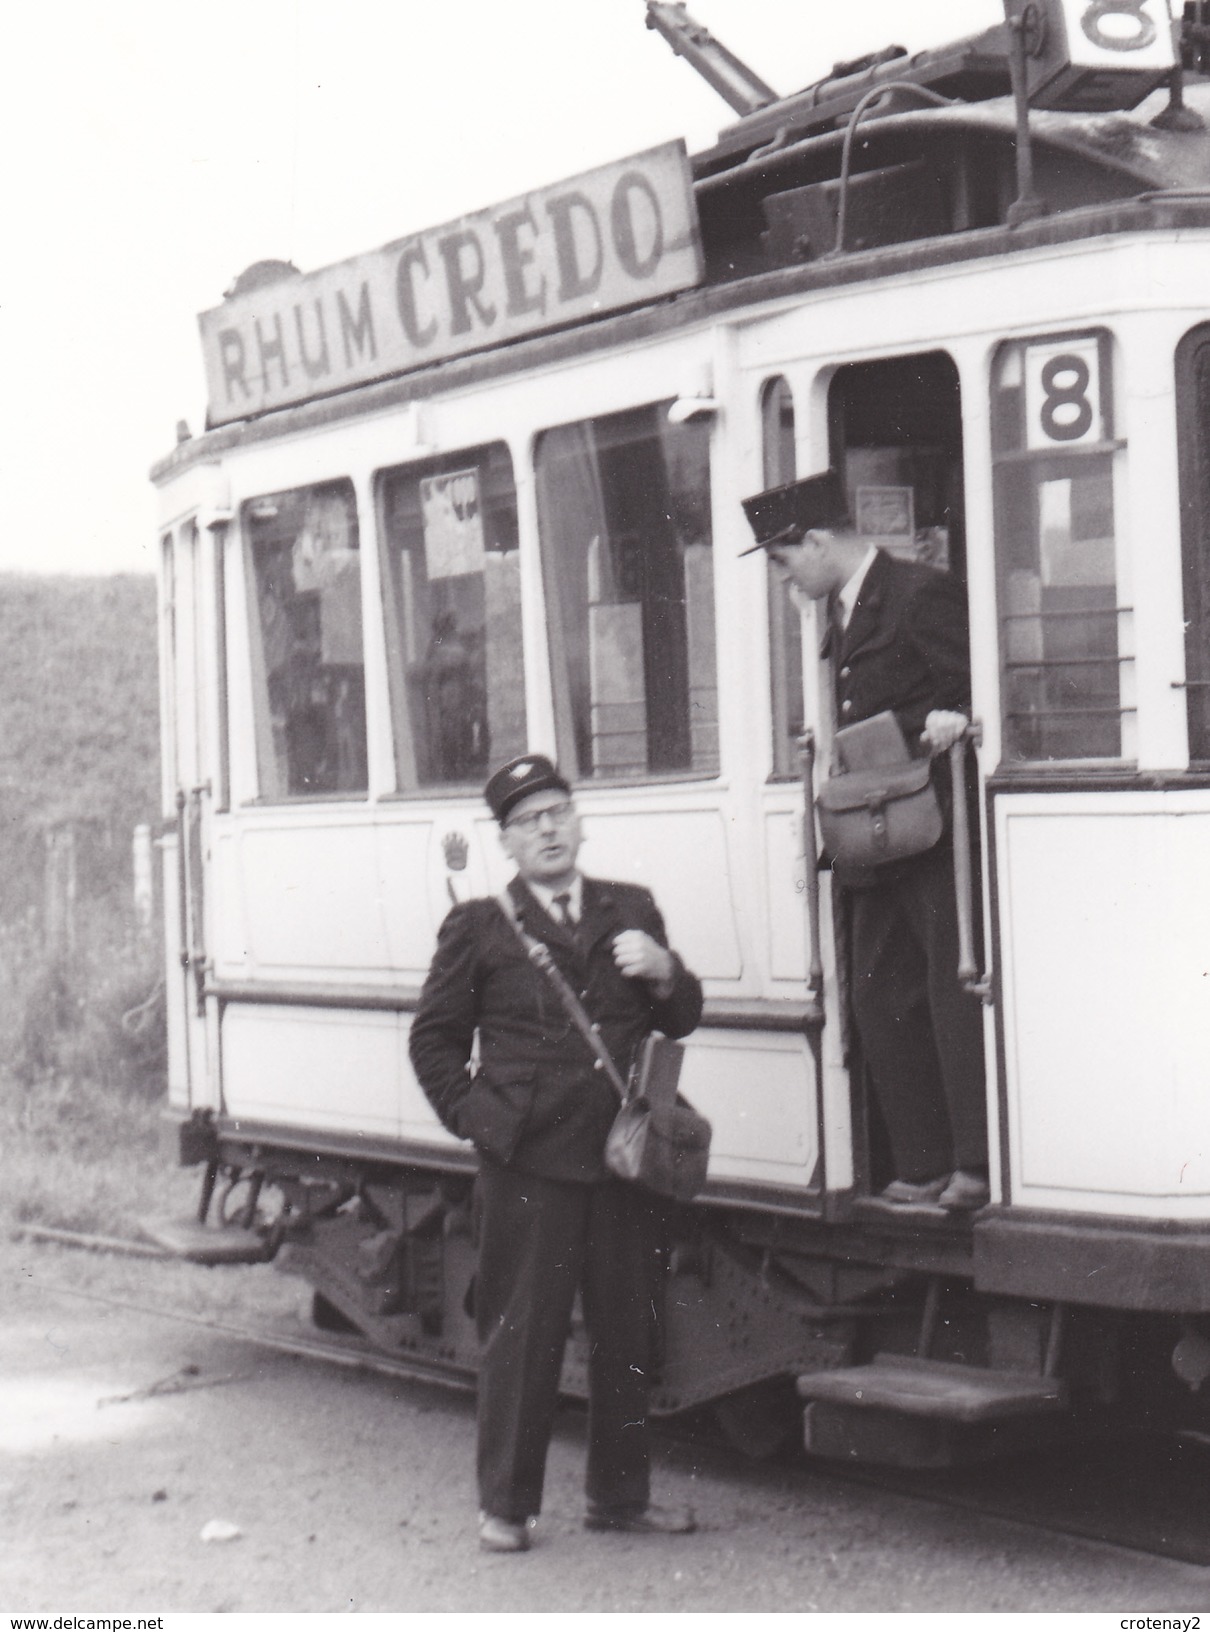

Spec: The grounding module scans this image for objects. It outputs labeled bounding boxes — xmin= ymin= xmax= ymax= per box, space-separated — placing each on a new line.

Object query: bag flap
xmin=817 ymin=758 xmax=934 ymax=813
xmin=834 ymin=710 xmax=911 ymax=772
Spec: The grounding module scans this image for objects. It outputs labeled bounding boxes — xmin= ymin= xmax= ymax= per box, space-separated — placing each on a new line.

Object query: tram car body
xmin=151 ymin=2 xmax=1210 ymax=1461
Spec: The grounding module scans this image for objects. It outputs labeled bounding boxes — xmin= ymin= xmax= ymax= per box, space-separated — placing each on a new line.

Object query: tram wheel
xmin=712 ymin=1379 xmax=801 ymax=1460
xmin=310 ymin=1291 xmax=361 ymax=1334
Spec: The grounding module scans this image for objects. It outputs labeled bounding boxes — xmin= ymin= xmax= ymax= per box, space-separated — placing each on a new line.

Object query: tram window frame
xmin=989 ymin=329 xmax=1136 ymax=766
xmin=1175 ymin=322 xmax=1210 ymax=766
xmin=241 ymin=478 xmax=370 ymax=802
xmin=534 ymin=400 xmax=719 ymax=785
xmin=375 ymin=441 xmax=525 ymax=795
xmin=761 ymin=376 xmax=805 ymax=781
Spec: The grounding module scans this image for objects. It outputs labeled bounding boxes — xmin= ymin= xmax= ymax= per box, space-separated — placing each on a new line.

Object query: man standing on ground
xmin=741 ymin=470 xmax=988 ymax=1212
xmin=409 ymin=753 xmax=703 ymax=1552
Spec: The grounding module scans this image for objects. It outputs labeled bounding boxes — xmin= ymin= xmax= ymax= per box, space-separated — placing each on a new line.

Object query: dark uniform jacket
xmin=409 ymin=875 xmax=703 ymax=1184
xmin=829 ymin=549 xmax=973 ymax=886
xmin=833 ymin=549 xmax=972 ymax=739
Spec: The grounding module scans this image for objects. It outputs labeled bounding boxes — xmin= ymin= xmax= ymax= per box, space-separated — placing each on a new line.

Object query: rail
xmin=17 ymin=1235 xmax=1210 ymax=1566
xmin=950 ymin=724 xmax=993 ymax=1003
xmin=797 ymin=731 xmax=825 ymax=1006
xmin=831 ymin=81 xmax=955 ymax=255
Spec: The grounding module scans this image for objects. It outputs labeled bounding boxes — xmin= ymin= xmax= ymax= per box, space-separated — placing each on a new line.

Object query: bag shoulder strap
xmin=496 ymin=888 xmax=629 ymax=1100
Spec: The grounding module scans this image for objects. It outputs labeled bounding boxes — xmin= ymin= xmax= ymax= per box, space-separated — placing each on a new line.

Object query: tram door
xmin=823 ymin=352 xmax=975 ymax=1194
xmin=161 ymin=519 xmax=216 ymax=1111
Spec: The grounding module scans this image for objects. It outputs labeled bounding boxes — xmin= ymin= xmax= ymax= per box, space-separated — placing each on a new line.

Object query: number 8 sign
xmin=1024 ymin=337 xmax=1105 ymax=449
xmin=1009 ymin=0 xmax=1175 ymax=109
xmin=1065 ymin=0 xmax=1175 ymax=66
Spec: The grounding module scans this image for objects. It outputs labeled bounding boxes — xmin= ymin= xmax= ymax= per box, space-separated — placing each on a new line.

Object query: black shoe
xmin=585 ymin=1503 xmax=696 ymax=1534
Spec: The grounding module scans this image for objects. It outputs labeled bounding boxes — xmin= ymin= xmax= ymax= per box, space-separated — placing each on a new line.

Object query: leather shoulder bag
xmin=815 ymin=710 xmax=943 ymax=868
xmin=496 ymin=891 xmax=711 ymax=1202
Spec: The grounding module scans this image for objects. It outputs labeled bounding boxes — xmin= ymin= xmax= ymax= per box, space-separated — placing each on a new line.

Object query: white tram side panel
xmin=160 ymin=829 xmax=188 ymax=1110
xmin=158 ymin=459 xmax=231 ymax=1116
xmin=175 ymin=325 xmax=826 ymax=1195
xmin=996 ymin=789 xmax=1210 ymax=1212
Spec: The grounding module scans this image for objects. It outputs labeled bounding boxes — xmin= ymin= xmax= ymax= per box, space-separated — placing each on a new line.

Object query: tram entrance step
xmin=138 ymin=1217 xmax=273 ymax=1266
xmin=795 ymin=1354 xmax=1068 ymax=1424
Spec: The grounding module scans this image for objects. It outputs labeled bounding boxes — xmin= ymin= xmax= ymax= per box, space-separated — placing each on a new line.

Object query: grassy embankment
xmin=0 ymin=574 xmax=191 ymax=1238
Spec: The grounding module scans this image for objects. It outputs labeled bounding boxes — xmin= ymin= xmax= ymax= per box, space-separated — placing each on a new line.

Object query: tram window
xmin=1176 ymin=323 xmax=1210 ymax=764
xmin=377 ymin=443 xmax=524 ymax=790
xmin=535 ymin=404 xmax=718 ymax=780
xmin=243 ymin=480 xmax=368 ymax=799
xmin=762 ymin=378 xmax=803 ymax=779
xmin=990 ymin=333 xmax=1134 ymax=762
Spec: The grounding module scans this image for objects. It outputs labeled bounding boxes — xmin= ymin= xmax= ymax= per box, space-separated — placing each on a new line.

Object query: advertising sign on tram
xmin=200 ymin=140 xmax=704 ymax=426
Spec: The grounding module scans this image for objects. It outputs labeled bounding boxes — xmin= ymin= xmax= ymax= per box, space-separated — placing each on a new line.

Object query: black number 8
xmin=1081 ymin=0 xmax=1158 ymax=52
xmin=1040 ymin=354 xmax=1094 ymax=442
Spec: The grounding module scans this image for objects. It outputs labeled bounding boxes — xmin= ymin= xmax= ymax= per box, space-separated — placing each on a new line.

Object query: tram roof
xmin=680 ymin=16 xmax=1210 ymax=243
xmin=154 ymin=21 xmax=1210 ymax=477
xmin=693 ymin=71 xmax=1210 ymax=200
xmin=692 ymin=20 xmax=1210 ymax=180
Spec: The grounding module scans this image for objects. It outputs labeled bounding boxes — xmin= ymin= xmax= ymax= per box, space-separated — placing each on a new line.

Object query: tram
xmin=150 ymin=1 xmax=1210 ymax=1463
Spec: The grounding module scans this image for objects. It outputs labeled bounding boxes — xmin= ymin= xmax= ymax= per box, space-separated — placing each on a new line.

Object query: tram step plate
xmin=795 ymin=1353 xmax=1068 ymax=1423
xmin=139 ymin=1216 xmax=272 ymax=1266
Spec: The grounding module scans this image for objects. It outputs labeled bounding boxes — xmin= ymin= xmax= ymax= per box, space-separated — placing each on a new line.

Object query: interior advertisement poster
xmin=420 ymin=467 xmax=485 ymax=579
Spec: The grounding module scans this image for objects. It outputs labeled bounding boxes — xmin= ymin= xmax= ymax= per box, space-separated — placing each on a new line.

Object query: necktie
xmin=551 ymin=891 xmax=573 ymax=926
xmin=823 ymin=592 xmax=845 ymax=663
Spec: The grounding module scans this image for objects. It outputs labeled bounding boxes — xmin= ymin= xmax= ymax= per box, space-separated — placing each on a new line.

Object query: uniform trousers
xmin=847 ymin=843 xmax=987 ymax=1184
xmin=474 ymin=1157 xmax=660 ymax=1524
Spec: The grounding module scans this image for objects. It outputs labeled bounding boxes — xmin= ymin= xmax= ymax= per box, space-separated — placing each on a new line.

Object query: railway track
xmin=14 ymin=1223 xmax=477 ymax=1395
xmin=16 ymin=1224 xmax=1210 ymax=1569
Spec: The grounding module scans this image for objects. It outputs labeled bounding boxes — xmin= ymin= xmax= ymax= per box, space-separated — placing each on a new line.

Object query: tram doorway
xmin=823 ymin=352 xmax=977 ymax=1199
xmin=828 ymin=352 xmax=966 ymax=583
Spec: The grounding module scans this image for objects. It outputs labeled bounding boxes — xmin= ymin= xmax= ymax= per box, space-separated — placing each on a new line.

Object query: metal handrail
xmin=187 ymin=784 xmax=211 ymax=1017
xmin=949 ymin=724 xmax=993 ymax=1002
xmin=797 ymin=731 xmax=825 ymax=1006
xmin=831 ymin=81 xmax=955 ymax=255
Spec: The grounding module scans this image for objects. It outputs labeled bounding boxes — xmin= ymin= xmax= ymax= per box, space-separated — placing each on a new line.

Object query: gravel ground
xmin=3 ymin=1237 xmax=1209 ymax=1615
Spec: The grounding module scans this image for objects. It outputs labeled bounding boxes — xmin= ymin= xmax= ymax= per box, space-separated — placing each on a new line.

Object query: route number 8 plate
xmin=1063 ymin=0 xmax=1176 ymax=67
xmin=1011 ymin=0 xmax=1176 ymax=109
xmin=1024 ymin=336 xmax=1105 ymax=450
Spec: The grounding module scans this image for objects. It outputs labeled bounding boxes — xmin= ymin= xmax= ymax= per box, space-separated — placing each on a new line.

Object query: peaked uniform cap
xmin=485 ymin=753 xmax=571 ymax=825
xmin=740 ymin=470 xmax=850 ymax=555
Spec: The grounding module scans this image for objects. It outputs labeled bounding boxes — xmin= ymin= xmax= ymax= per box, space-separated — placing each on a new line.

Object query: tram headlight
xmin=667 ymin=393 xmax=719 ymax=425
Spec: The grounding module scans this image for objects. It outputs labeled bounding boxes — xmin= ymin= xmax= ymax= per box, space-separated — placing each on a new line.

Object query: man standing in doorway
xmin=741 ymin=471 xmax=988 ymax=1212
xmin=409 ymin=753 xmax=703 ymax=1551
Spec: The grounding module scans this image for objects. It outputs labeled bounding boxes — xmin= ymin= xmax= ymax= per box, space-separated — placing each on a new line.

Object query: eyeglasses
xmin=506 ymin=799 xmax=576 ymax=834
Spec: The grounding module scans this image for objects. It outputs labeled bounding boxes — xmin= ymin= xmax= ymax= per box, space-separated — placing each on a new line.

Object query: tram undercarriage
xmin=147 ymin=1119 xmax=1210 ymax=1470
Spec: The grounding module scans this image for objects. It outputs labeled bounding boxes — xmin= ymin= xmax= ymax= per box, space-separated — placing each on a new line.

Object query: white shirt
xmin=837 ymin=545 xmax=879 ymax=630
xmin=526 ymin=873 xmax=583 ymax=924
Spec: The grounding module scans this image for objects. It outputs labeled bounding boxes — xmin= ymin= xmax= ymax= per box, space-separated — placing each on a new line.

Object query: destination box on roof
xmin=200 ymin=140 xmax=704 ymax=426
